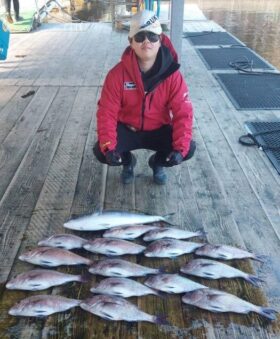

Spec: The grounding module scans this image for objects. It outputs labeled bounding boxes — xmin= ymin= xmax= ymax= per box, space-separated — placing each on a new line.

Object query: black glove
xmin=105 ymin=150 xmax=122 ymax=166
xmin=166 ymin=150 xmax=184 ymax=166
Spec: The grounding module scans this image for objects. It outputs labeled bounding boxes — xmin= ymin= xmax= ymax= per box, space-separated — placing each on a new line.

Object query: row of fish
xmin=34 ymin=231 xmax=265 ymax=260
xmin=6 ymin=211 xmax=277 ymax=321
xmin=6 ymin=257 xmax=263 ymax=291
xmin=8 ymin=272 xmax=277 ymax=320
xmin=8 ymin=294 xmax=167 ymax=324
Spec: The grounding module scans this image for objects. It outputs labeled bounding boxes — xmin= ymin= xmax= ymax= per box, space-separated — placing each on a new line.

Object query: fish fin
xmin=201 ymin=262 xmax=215 ymax=267
xmin=100 ymin=311 xmax=115 ymax=320
xmin=254 ymin=254 xmax=266 ymax=263
xmin=110 ymin=271 xmax=123 ymax=276
xmin=258 ymin=307 xmax=278 ymax=320
xmin=245 ymin=275 xmax=264 ymax=286
xmin=40 ymin=260 xmax=53 ymax=266
xmin=153 ymin=315 xmax=169 ymax=325
xmin=202 ymin=272 xmax=215 ymax=278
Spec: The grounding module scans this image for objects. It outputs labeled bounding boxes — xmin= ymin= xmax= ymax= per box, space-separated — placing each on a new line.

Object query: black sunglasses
xmin=133 ymin=31 xmax=160 ymax=43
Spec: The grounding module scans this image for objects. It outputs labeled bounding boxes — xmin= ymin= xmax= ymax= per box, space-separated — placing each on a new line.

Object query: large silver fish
xmin=182 ymin=288 xmax=277 ymax=320
xmin=9 ymin=295 xmax=80 ymax=317
xmin=180 ymin=259 xmax=263 ymax=286
xmin=6 ymin=269 xmax=88 ymax=291
xmin=144 ymin=239 xmax=205 ymax=258
xmin=195 ymin=244 xmax=265 ymax=262
xmin=64 ymin=211 xmax=169 ymax=231
xmin=83 ymin=238 xmax=145 ymax=256
xmin=19 ymin=247 xmax=92 ymax=267
xmin=80 ymin=295 xmax=167 ymax=323
xmin=88 ymin=259 xmax=162 ymax=277
xmin=103 ymin=225 xmax=160 ymax=240
xmin=144 ymin=274 xmax=208 ymax=294
xmin=143 ymin=227 xmax=206 ymax=242
xmin=38 ymin=234 xmax=87 ymax=250
xmin=90 ymin=277 xmax=160 ymax=297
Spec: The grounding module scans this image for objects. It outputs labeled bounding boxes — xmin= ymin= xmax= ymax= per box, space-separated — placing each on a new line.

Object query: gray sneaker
xmin=148 ymin=154 xmax=167 ymax=185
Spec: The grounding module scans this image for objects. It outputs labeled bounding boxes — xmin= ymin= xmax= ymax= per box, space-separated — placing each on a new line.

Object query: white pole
xmin=170 ymin=0 xmax=184 ymax=62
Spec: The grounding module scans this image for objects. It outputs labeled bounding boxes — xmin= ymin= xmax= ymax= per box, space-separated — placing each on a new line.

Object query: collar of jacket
xmin=121 ymin=46 xmax=180 ymax=94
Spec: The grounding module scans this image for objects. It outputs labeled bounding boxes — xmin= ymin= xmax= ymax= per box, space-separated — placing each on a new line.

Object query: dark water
xmin=192 ymin=0 xmax=280 ymax=69
xmin=71 ymin=0 xmax=280 ymax=70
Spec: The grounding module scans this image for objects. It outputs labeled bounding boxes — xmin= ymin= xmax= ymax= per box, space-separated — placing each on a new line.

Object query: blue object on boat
xmin=0 ymin=19 xmax=10 ymax=60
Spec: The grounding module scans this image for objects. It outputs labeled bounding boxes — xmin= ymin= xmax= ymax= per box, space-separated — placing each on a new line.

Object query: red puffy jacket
xmin=97 ymin=35 xmax=193 ymax=157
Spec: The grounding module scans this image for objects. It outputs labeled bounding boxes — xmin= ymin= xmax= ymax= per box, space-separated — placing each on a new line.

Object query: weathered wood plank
xmin=0 ymin=86 xmax=58 ymax=201
xmin=0 ymin=86 xmax=97 ymax=339
xmin=0 ymin=86 xmax=38 ymax=144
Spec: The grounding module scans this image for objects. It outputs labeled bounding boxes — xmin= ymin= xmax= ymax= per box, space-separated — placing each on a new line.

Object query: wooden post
xmin=170 ymin=0 xmax=184 ymax=62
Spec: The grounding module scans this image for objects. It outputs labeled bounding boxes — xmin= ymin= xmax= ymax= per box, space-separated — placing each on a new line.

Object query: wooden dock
xmin=0 ymin=17 xmax=280 ymax=338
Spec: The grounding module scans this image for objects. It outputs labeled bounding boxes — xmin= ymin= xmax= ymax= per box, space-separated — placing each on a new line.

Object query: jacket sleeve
xmin=168 ymin=71 xmax=193 ymax=157
xmin=97 ymin=67 xmax=122 ymax=154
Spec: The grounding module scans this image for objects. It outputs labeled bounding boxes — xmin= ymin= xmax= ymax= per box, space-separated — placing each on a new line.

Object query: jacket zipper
xmin=141 ymin=92 xmax=148 ymax=130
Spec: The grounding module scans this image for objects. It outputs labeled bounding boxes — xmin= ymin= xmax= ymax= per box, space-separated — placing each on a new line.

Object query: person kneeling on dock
xmin=93 ymin=10 xmax=195 ymax=185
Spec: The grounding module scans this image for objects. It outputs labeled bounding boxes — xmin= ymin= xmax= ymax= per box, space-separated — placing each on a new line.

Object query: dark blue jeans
xmin=93 ymin=123 xmax=196 ymax=166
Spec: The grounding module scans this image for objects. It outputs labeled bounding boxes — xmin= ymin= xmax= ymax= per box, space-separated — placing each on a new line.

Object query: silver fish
xmin=19 ymin=247 xmax=92 ymax=267
xmin=180 ymin=259 xmax=263 ymax=286
xmin=195 ymin=244 xmax=265 ymax=262
xmin=64 ymin=210 xmax=169 ymax=231
xmin=9 ymin=295 xmax=80 ymax=317
xmin=6 ymin=269 xmax=88 ymax=291
xmin=90 ymin=277 xmax=160 ymax=297
xmin=143 ymin=227 xmax=206 ymax=241
xmin=80 ymin=295 xmax=167 ymax=323
xmin=38 ymin=234 xmax=87 ymax=250
xmin=88 ymin=259 xmax=162 ymax=277
xmin=83 ymin=238 xmax=145 ymax=256
xmin=144 ymin=274 xmax=208 ymax=294
xmin=103 ymin=225 xmax=160 ymax=240
xmin=182 ymin=288 xmax=277 ymax=320
xmin=144 ymin=239 xmax=205 ymax=258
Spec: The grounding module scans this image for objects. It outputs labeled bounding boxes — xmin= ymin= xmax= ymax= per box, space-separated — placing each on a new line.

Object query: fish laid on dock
xmin=182 ymin=288 xmax=278 ymax=320
xmin=143 ymin=227 xmax=206 ymax=241
xmin=64 ymin=210 xmax=169 ymax=231
xmin=180 ymin=259 xmax=263 ymax=286
xmin=103 ymin=224 xmax=161 ymax=240
xmin=6 ymin=269 xmax=89 ymax=290
xmin=19 ymin=247 xmax=92 ymax=267
xmin=38 ymin=234 xmax=87 ymax=250
xmin=144 ymin=274 xmax=208 ymax=294
xmin=9 ymin=295 xmax=81 ymax=317
xmin=88 ymin=258 xmax=162 ymax=277
xmin=144 ymin=239 xmax=205 ymax=258
xmin=80 ymin=295 xmax=168 ymax=323
xmin=195 ymin=244 xmax=265 ymax=262
xmin=90 ymin=277 xmax=161 ymax=297
xmin=83 ymin=238 xmax=145 ymax=256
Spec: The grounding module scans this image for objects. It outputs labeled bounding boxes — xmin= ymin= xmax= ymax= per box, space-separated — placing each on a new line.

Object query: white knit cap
xmin=128 ymin=10 xmax=162 ymax=38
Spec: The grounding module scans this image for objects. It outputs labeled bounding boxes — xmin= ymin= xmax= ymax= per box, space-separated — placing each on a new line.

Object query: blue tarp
xmin=0 ymin=20 xmax=10 ymax=60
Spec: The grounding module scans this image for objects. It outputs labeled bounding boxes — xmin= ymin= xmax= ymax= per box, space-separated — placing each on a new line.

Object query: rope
xmin=239 ymin=128 xmax=280 ymax=150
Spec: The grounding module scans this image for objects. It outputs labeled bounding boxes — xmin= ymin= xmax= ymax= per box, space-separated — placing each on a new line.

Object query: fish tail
xmin=254 ymin=254 xmax=266 ymax=263
xmin=258 ymin=307 xmax=278 ymax=320
xmin=78 ymin=272 xmax=91 ymax=283
xmin=245 ymin=275 xmax=264 ymax=286
xmin=153 ymin=315 xmax=169 ymax=325
xmin=158 ymin=266 xmax=166 ymax=274
xmin=197 ymin=229 xmax=208 ymax=239
xmin=155 ymin=291 xmax=167 ymax=299
xmin=162 ymin=212 xmax=175 ymax=224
